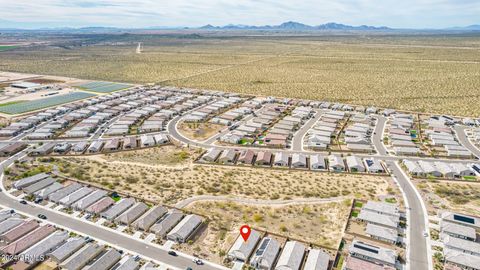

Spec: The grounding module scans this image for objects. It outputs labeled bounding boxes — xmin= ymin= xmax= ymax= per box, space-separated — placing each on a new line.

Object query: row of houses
xmin=356 ymin=201 xmax=402 ymax=243
xmin=342 ymin=114 xmax=375 ymax=153
xmin=0 ymin=208 xmax=142 ymax=270
xmin=304 ymin=110 xmax=344 ymax=151
xmin=183 ymin=96 xmax=242 ymax=123
xmin=438 ymin=211 xmax=480 ymax=270
xmin=11 ymin=173 xmax=202 ymax=244
xmin=201 ymin=148 xmax=386 ymax=173
xmin=386 ymin=114 xmax=422 ymax=156
xmin=220 ymin=103 xmax=292 ymax=147
xmin=29 ymin=135 xmax=169 ymax=156
xmin=424 ymin=117 xmax=472 ymax=158
xmin=343 ymin=240 xmax=398 ymax=270
xmin=228 ymin=232 xmax=330 ymax=270
xmin=402 ymin=160 xmax=476 ymax=179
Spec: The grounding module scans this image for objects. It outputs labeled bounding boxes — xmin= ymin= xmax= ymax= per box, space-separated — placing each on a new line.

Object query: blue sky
xmin=0 ymin=0 xmax=478 ymax=29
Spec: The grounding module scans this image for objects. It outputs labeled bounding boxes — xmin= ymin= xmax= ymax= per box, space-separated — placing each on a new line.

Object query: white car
xmin=192 ymin=258 xmax=203 ymax=265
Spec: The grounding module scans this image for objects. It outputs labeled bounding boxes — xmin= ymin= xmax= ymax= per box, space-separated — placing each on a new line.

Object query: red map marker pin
xmin=240 ymin=225 xmax=251 ymax=242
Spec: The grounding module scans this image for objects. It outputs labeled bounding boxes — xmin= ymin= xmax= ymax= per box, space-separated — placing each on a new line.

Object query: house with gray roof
xmin=440 ymin=221 xmax=477 ymax=241
xmin=34 ymin=182 xmax=63 ymax=199
xmin=362 ymin=201 xmax=400 ymax=217
xmin=202 ymin=148 xmax=222 ymax=162
xmin=250 ymin=237 xmax=281 ymax=270
xmin=115 ymin=202 xmax=149 ymax=225
xmin=303 ymin=249 xmax=330 ymax=270
xmin=150 ymin=210 xmax=184 ymax=238
xmin=24 ymin=177 xmax=56 ymax=194
xmin=49 ymin=183 xmax=82 ymax=203
xmin=101 ymin=197 xmax=136 ymax=221
xmin=348 ymin=240 xmax=397 ymax=267
xmin=365 ymin=223 xmax=399 ymax=244
xmin=13 ymin=173 xmax=49 ymax=189
xmin=73 ymin=190 xmax=108 ymax=211
xmin=291 ymin=154 xmax=307 ymax=168
xmin=310 ymin=155 xmax=326 ymax=170
xmin=60 ymin=243 xmax=105 ymax=270
xmin=21 ymin=231 xmax=69 ymax=264
xmin=228 ymin=230 xmax=261 ymax=262
xmin=275 ymin=241 xmax=306 ymax=270
xmin=49 ymin=237 xmax=86 ymax=263
xmin=443 ymin=247 xmax=480 ymax=270
xmin=346 ymin=155 xmax=365 ymax=172
xmin=328 ymin=155 xmax=344 ymax=172
xmin=132 ymin=205 xmax=167 ymax=231
xmin=30 ymin=142 xmax=56 ymax=156
xmin=441 ymin=211 xmax=480 ymax=230
xmin=273 ymin=152 xmax=289 ymax=167
xmin=59 ymin=187 xmax=93 ymax=207
xmin=167 ymin=214 xmax=202 ymax=243
xmin=115 ymin=256 xmax=140 ymax=270
xmin=83 ymin=249 xmax=122 ymax=270
xmin=0 ymin=218 xmax=24 ymax=235
xmin=0 ymin=209 xmax=13 ymax=222
xmin=443 ymin=235 xmax=480 ymax=256
xmin=357 ymin=211 xmax=400 ymax=229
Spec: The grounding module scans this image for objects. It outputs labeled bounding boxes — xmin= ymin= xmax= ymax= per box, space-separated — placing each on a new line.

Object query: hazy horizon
xmin=0 ymin=0 xmax=479 ymax=30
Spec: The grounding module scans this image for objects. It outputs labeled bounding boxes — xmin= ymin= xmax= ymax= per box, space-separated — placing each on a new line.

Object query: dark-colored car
xmin=37 ymin=214 xmax=47 ymax=220
xmin=19 ymin=200 xmax=27 ymax=205
xmin=168 ymin=251 xmax=177 ymax=256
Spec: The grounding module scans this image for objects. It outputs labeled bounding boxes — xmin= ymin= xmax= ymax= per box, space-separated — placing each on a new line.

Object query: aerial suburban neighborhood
xmin=0 ymin=2 xmax=479 ymax=270
xmin=0 ymin=69 xmax=478 ymax=270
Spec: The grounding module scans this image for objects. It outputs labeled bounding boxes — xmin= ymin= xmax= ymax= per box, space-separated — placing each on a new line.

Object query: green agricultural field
xmin=0 ymin=45 xmax=18 ymax=52
xmin=1 ymin=33 xmax=479 ymax=116
xmin=0 ymin=92 xmax=96 ymax=114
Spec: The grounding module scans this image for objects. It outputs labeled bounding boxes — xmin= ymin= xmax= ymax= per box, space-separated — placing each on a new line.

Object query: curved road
xmin=0 ymin=150 xmax=227 ymax=270
xmin=453 ymin=125 xmax=480 ymax=159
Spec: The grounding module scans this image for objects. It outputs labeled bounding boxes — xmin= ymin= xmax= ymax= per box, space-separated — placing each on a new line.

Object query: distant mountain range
xmin=198 ymin=21 xmax=391 ymax=31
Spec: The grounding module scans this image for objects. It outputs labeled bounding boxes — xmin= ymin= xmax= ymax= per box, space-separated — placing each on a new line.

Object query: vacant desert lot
xmin=1 ymin=34 xmax=479 ymax=116
xmin=416 ymin=180 xmax=480 ymax=216
xmin=46 ymin=147 xmax=392 ymax=205
xmin=177 ymin=200 xmax=350 ymax=263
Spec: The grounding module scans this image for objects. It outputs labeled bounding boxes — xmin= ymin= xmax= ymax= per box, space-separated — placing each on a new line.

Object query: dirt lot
xmin=40 ymin=146 xmax=393 ymax=205
xmin=177 ymin=200 xmax=351 ymax=264
xmin=178 ymin=121 xmax=225 ymax=141
xmin=1 ymin=34 xmax=479 ymax=116
xmin=415 ymin=179 xmax=480 ymax=216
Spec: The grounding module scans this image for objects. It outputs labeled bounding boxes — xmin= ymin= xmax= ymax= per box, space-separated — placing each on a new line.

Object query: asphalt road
xmin=453 ymin=125 xmax=480 ymax=159
xmin=291 ymin=109 xmax=323 ymax=151
xmin=372 ymin=115 xmax=388 ymax=155
xmin=0 ymin=153 xmax=226 ymax=270
xmin=168 ymin=114 xmax=476 ymax=165
xmin=387 ymin=161 xmax=430 ymax=270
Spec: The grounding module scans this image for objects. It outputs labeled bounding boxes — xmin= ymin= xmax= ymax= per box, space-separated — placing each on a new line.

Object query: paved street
xmin=291 ymin=109 xmax=323 ymax=151
xmin=0 ymin=153 xmax=227 ymax=270
xmin=453 ymin=125 xmax=480 ymax=159
xmin=388 ymin=161 xmax=430 ymax=270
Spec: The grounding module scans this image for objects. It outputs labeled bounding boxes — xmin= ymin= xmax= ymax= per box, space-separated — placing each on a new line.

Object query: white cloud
xmin=0 ymin=0 xmax=478 ymax=28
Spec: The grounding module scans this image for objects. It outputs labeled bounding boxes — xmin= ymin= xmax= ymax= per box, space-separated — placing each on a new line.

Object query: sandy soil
xmin=176 ymin=200 xmax=351 ymax=264
xmin=178 ymin=121 xmax=225 ymax=141
xmin=46 ymin=146 xmax=394 ymax=206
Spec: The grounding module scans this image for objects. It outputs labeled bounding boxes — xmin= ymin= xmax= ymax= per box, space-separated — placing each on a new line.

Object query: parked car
xmin=168 ymin=251 xmax=177 ymax=256
xmin=19 ymin=200 xmax=27 ymax=205
xmin=37 ymin=214 xmax=47 ymax=220
xmin=34 ymin=198 xmax=43 ymax=204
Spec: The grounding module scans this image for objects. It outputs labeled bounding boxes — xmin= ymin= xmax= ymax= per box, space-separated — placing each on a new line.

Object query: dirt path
xmin=175 ymin=194 xmax=349 ymax=208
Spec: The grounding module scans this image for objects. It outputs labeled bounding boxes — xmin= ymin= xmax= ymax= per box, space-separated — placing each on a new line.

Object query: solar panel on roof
xmin=454 ymin=214 xmax=475 ymax=224
xmin=256 ymin=238 xmax=270 ymax=256
xmin=353 ymin=243 xmax=379 ymax=254
xmin=366 ymin=160 xmax=374 ymax=166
